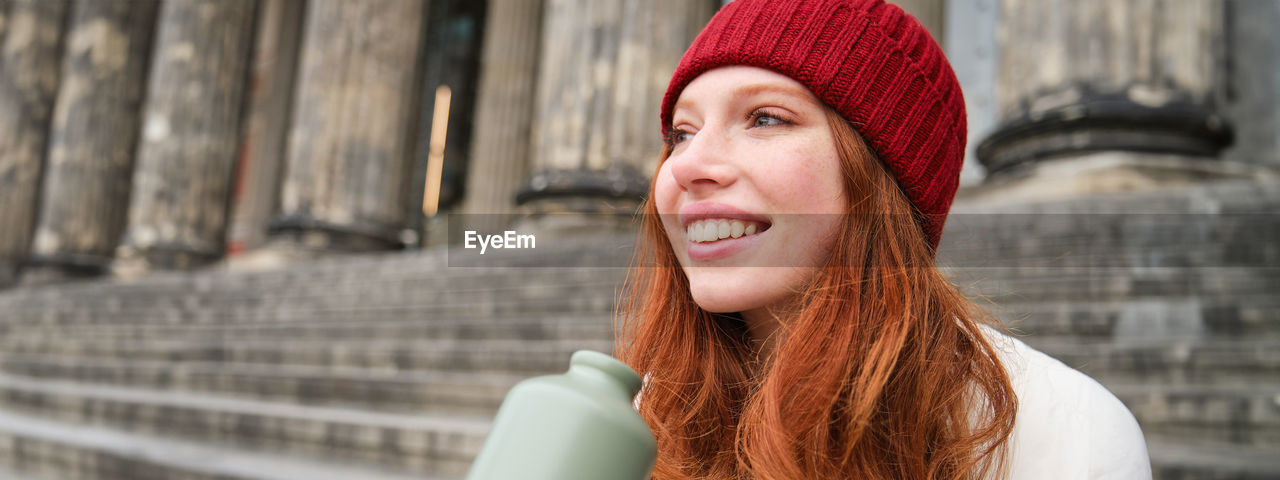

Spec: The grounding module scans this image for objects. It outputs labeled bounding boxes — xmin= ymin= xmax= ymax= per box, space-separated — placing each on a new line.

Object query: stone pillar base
xmin=226 ymin=217 xmax=410 ymax=272
xmin=0 ymin=261 xmax=18 ymax=289
xmin=513 ymin=166 xmax=648 ymax=239
xmin=222 ymin=237 xmax=336 ymax=272
xmin=19 ymin=266 xmax=101 ymax=287
xmin=268 ymin=215 xmax=407 ymax=252
xmin=112 ymin=245 xmax=223 ymax=279
xmin=517 ymin=167 xmax=651 ymax=206
xmin=509 ymin=202 xmax=640 ymax=241
xmin=976 ymin=88 xmax=1233 ymax=175
xmin=20 ymin=253 xmax=111 ymax=286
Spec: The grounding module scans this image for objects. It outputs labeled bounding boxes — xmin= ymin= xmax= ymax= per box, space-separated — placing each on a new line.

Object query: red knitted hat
xmin=660 ymin=0 xmax=966 ymax=250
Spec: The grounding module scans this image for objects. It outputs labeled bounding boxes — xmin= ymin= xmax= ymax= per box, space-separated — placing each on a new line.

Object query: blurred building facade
xmin=0 ymin=0 xmax=1276 ymax=282
xmin=0 ymin=0 xmax=1277 ymax=479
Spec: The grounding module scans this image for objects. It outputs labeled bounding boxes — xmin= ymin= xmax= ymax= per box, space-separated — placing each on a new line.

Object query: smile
xmin=686 ymin=218 xmax=769 ymax=243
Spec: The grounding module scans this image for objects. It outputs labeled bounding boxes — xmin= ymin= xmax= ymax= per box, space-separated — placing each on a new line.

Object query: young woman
xmin=618 ymin=0 xmax=1150 ymax=478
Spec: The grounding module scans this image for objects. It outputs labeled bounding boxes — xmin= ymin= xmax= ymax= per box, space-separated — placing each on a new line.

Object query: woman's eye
xmin=748 ymin=109 xmax=789 ymax=128
xmin=668 ymin=129 xmax=693 ymax=145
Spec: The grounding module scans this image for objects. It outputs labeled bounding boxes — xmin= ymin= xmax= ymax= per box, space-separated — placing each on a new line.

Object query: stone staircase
xmin=944 ymin=179 xmax=1280 ymax=479
xmin=0 ymin=248 xmax=626 ymax=480
xmin=0 ymin=179 xmax=1274 ymax=479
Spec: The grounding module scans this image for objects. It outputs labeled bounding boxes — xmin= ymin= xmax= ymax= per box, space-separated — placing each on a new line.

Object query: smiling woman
xmin=618 ymin=0 xmax=1150 ymax=479
xmin=656 ymin=67 xmax=847 ymax=330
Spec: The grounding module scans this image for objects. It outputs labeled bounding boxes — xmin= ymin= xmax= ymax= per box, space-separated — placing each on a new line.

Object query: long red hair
xmin=617 ymin=108 xmax=1017 ymax=479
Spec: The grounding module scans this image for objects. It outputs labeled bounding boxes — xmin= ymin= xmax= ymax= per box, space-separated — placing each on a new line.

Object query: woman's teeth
xmin=687 ymin=219 xmax=763 ymax=243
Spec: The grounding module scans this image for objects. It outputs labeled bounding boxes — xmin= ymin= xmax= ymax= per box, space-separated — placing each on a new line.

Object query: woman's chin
xmin=684 ymin=265 xmax=814 ymax=313
xmin=686 ymin=273 xmax=780 ymax=314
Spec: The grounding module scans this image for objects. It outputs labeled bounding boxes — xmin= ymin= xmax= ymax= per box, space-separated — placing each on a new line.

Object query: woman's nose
xmin=667 ymin=129 xmax=737 ymax=194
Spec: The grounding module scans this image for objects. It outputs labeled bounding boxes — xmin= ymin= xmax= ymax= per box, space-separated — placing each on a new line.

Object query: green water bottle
xmin=465 ymin=350 xmax=656 ymax=480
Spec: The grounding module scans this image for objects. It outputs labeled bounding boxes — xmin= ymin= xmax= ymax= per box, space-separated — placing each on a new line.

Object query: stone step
xmin=0 ymin=232 xmax=634 ymax=299
xmin=2 ymin=313 xmax=615 ymax=343
xmin=942 ymin=237 xmax=1277 ymax=272
xmin=216 ymin=269 xmax=626 ymax=305
xmin=8 ymin=249 xmax=1273 ymax=316
xmin=0 ymin=338 xmax=615 ymax=375
xmin=32 ymin=288 xmax=1277 ymax=342
xmin=6 ymin=268 xmax=1276 ymax=329
xmin=1111 ymin=384 xmax=1280 ymax=449
xmin=7 ymin=268 xmax=1273 ymax=320
xmin=0 ymin=289 xmax=620 ymax=328
xmin=0 ymin=261 xmax=628 ymax=310
xmin=0 ymin=275 xmax=626 ymax=319
xmin=949 ymin=267 xmax=1280 ymax=303
xmin=0 ymin=253 xmax=435 ymax=298
xmin=0 ymin=408 xmax=455 ymax=480
xmin=0 ymin=355 xmax=522 ymax=415
xmin=1148 ymin=437 xmax=1280 ymax=480
xmin=993 ymin=294 xmax=1280 ymax=339
xmin=939 ymin=212 xmax=1279 ymax=269
xmin=64 ymin=267 xmax=1280 ymax=307
xmin=951 ymin=178 xmax=1280 ymax=214
xmin=0 ymin=374 xmax=486 ymax=477
xmin=10 ymin=287 xmax=1276 ymax=347
xmin=0 ymin=465 xmax=49 ymax=480
xmin=1025 ymin=338 xmax=1280 ymax=386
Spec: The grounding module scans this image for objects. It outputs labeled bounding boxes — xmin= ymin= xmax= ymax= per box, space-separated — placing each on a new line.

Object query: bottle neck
xmin=568 ymin=350 xmax=642 ymax=401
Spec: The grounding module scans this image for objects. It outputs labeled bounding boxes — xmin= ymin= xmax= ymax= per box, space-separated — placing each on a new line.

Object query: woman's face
xmin=655 ymin=66 xmax=847 ymax=320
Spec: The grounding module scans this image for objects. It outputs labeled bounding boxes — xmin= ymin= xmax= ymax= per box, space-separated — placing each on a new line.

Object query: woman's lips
xmin=685 ymin=225 xmax=765 ymax=261
xmin=676 ymin=202 xmax=773 ymax=262
xmin=678 ymin=202 xmax=772 ymax=229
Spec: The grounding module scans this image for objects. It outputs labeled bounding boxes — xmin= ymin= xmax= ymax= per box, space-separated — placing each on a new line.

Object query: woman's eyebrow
xmin=672 ymin=81 xmax=813 ymax=118
xmin=729 ymin=82 xmax=812 ymax=102
xmin=671 ymin=97 xmax=699 ymax=120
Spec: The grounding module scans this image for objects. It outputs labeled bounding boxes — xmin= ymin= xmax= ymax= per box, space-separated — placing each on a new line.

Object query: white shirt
xmin=983 ymin=327 xmax=1153 ymax=479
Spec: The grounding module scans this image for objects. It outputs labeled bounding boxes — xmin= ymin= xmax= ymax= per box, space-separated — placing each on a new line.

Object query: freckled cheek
xmin=652 ymin=164 xmax=680 ymax=214
xmin=756 ymin=165 xmax=840 ymax=211
xmin=792 ymin=145 xmax=846 ymax=212
xmin=651 ymin=165 xmax=685 ymax=244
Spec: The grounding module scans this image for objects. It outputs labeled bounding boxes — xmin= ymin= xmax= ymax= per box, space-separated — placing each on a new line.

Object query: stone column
xmin=1222 ymin=0 xmax=1280 ymax=167
xmin=945 ymin=0 xmax=1000 ymax=186
xmin=23 ymin=0 xmax=159 ymax=283
xmin=271 ymin=0 xmax=426 ymax=252
xmin=227 ymin=0 xmax=306 ymax=255
xmin=0 ymin=0 xmax=70 ymax=286
xmin=891 ymin=0 xmax=946 ymax=44
xmin=977 ymin=0 xmax=1234 ymax=182
xmin=456 ymin=0 xmax=544 ymax=235
xmin=518 ymin=0 xmax=715 ymax=230
xmin=117 ymin=0 xmax=258 ymax=272
xmin=0 ymin=0 xmax=12 ymax=41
